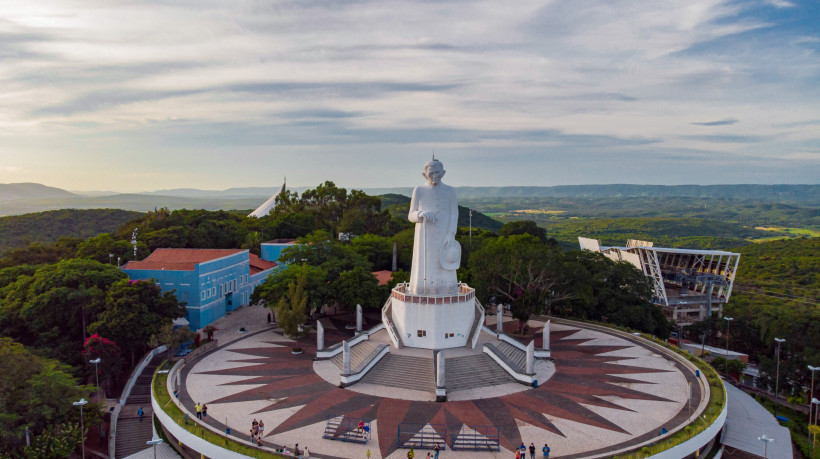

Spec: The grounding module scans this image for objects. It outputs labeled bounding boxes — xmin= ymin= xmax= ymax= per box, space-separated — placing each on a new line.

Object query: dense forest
xmin=0 ymin=209 xmax=142 ymax=254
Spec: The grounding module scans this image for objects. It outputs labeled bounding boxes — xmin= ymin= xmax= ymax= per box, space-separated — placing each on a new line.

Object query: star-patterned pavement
xmin=182 ymin=319 xmax=698 ymax=458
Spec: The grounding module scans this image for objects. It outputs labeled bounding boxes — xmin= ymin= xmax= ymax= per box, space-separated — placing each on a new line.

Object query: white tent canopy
xmin=248 ymin=180 xmax=286 ymax=218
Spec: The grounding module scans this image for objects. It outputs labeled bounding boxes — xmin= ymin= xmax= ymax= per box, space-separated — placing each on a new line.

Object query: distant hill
xmin=0 ymin=209 xmax=143 ymax=254
xmin=381 ymin=194 xmax=502 ymax=232
xmin=0 ymin=183 xmax=77 ymax=200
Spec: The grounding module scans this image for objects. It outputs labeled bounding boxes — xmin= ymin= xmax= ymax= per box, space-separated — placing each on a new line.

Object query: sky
xmin=0 ymin=0 xmax=819 ymax=192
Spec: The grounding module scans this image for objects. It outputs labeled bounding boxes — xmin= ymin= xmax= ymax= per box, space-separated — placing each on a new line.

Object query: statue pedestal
xmin=390 ymin=283 xmax=477 ymax=350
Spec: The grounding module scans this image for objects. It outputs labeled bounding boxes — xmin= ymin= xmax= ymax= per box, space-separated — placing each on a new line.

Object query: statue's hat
xmin=440 ymin=238 xmax=461 ymax=271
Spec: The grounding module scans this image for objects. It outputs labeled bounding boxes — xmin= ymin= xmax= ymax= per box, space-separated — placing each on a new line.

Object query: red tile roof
xmin=123 ymin=248 xmax=245 ymax=271
xmin=249 ymin=253 xmax=278 ymax=275
xmin=372 ymin=270 xmax=393 ymax=286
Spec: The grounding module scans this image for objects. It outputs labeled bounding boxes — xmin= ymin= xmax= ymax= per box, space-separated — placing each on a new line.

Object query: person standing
xmin=542 ymin=443 xmax=550 ymax=458
xmin=202 ymin=404 xmax=208 ymax=419
xmin=258 ymin=420 xmax=264 ymax=439
xmin=194 ymin=402 xmax=203 ymax=419
xmin=366 ymin=449 xmax=371 ymax=458
xmin=407 ymin=447 xmax=414 ymax=458
xmin=529 ymin=443 xmax=535 ymax=458
xmin=519 ymin=442 xmax=527 ymax=459
xmin=433 ymin=444 xmax=440 ymax=459
xmin=137 ymin=407 xmax=144 ymax=422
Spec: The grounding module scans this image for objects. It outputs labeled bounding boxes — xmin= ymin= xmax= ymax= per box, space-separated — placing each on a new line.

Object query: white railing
xmin=109 ymin=345 xmax=167 ymax=458
xmin=339 ymin=345 xmax=390 ymax=386
xmin=470 ymin=300 xmax=485 ymax=349
xmin=382 ymin=297 xmax=402 ymax=348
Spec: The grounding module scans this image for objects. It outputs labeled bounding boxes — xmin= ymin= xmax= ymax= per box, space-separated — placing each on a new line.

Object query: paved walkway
xmin=173 ymin=307 xmax=698 ymax=458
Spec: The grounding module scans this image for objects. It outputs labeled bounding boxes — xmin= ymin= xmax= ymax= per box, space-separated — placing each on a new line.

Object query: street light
xmin=808 ymin=365 xmax=820 ymax=446
xmin=73 ymin=398 xmax=88 ymax=459
xmin=723 ymin=317 xmax=733 ymax=376
xmin=774 ymin=337 xmax=785 ymax=417
xmin=146 ymin=435 xmax=163 ymax=459
xmin=89 ymin=358 xmax=101 ymax=402
xmin=812 ymin=398 xmax=820 ymax=454
xmin=757 ymin=435 xmax=774 ymax=458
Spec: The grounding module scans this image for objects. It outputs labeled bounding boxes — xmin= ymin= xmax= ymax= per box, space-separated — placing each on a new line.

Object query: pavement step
xmin=445 ymin=354 xmax=515 ymax=391
xmin=361 ymin=354 xmax=434 ymax=392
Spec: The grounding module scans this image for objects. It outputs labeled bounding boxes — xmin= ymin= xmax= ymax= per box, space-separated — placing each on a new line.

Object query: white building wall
xmin=392 ymin=298 xmax=474 ymax=349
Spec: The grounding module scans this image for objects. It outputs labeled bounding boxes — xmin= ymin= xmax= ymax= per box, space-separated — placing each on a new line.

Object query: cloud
xmin=0 ymin=0 xmax=818 ymax=189
xmin=691 ymin=118 xmax=739 ymax=126
xmin=762 ymin=0 xmax=795 ymax=8
xmin=1 ymin=165 xmax=23 ymax=172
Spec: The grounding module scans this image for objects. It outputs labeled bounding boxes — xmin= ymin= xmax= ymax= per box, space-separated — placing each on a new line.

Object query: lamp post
xmin=812 ymin=398 xmax=820 ymax=455
xmin=723 ymin=317 xmax=733 ymax=376
xmin=757 ymin=435 xmax=774 ymax=458
xmin=774 ymin=337 xmax=785 ymax=417
xmin=808 ymin=365 xmax=819 ymax=447
xmin=89 ymin=358 xmax=101 ymax=401
xmin=146 ymin=435 xmax=163 ymax=459
xmin=73 ymin=398 xmax=88 ymax=459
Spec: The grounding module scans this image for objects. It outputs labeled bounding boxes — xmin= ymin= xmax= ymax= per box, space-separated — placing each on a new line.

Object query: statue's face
xmin=424 ymin=165 xmax=445 ymax=185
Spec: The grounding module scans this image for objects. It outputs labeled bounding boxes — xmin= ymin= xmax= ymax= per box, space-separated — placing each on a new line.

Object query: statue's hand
xmin=420 ymin=211 xmax=436 ymax=224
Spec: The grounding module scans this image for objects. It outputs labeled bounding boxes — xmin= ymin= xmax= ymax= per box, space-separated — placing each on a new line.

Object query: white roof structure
xmin=723 ymin=383 xmax=793 ymax=459
xmin=248 ymin=180 xmax=286 ymax=218
xmin=579 ymin=237 xmax=740 ymax=308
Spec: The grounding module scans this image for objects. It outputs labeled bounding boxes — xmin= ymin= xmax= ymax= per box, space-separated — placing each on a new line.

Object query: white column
xmin=343 ymin=341 xmax=351 ymax=375
xmin=317 ymin=320 xmax=325 ymax=351
xmin=543 ymin=320 xmax=550 ymax=351
xmin=437 ymin=354 xmax=446 ymax=388
xmin=356 ymin=304 xmax=363 ymax=333
xmin=496 ymin=303 xmax=504 ymax=334
xmin=526 ymin=341 xmax=534 ymax=374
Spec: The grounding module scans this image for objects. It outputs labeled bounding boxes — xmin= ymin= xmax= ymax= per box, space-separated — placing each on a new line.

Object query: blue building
xmin=260 ymin=238 xmax=296 ymax=263
xmin=122 ymin=248 xmax=279 ymax=330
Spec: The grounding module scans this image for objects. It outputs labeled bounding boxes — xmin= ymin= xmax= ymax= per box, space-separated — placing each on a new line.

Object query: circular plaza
xmin=162 ymin=306 xmax=714 ymax=459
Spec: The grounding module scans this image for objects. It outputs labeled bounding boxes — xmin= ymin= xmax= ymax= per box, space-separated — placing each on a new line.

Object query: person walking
xmin=358 ymin=419 xmax=364 ymax=436
xmin=258 ymin=420 xmax=264 ymax=438
xmin=202 ymin=404 xmax=208 ymax=419
xmin=137 ymin=407 xmax=144 ymax=422
xmin=542 ymin=443 xmax=550 ymax=458
xmin=433 ymin=444 xmax=440 ymax=459
xmin=529 ymin=442 xmax=535 ymax=458
xmin=194 ymin=402 xmax=203 ymax=419
xmin=366 ymin=449 xmax=371 ymax=458
xmin=407 ymin=447 xmax=414 ymax=458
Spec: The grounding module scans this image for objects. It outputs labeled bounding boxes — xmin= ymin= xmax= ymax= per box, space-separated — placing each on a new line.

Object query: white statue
xmin=408 ymin=157 xmax=460 ymax=295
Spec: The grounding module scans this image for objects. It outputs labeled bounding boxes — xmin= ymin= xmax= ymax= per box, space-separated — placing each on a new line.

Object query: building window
xmin=444 ymin=333 xmax=454 ymax=339
xmin=417 ymin=330 xmax=427 ymax=337
xmin=201 ymin=292 xmax=206 ymax=301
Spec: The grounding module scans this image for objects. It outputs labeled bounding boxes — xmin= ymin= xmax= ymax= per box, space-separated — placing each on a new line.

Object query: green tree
xmin=0 ymin=338 xmax=96 ymax=457
xmin=88 ymin=279 xmax=186 ymax=365
xmin=0 ymin=259 xmax=126 ymax=368
xmin=276 ymin=272 xmax=308 ymax=338
xmin=252 ymin=264 xmax=328 ymax=314
xmin=333 ymin=266 xmax=383 ymax=311
xmin=151 ymin=323 xmax=196 ymax=361
xmin=75 ymin=233 xmax=132 ymax=264
xmin=467 ymin=235 xmax=567 ymax=329
xmin=498 ymin=220 xmax=547 ymax=242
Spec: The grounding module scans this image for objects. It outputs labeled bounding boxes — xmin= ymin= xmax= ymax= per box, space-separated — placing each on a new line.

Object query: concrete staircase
xmin=495 ymin=341 xmax=527 ymax=372
xmin=115 ymin=355 xmax=163 ymax=458
xmin=445 ymin=354 xmax=515 ymax=391
xmin=330 ymin=340 xmax=382 ymax=370
xmin=361 ymin=354 xmax=435 ymax=392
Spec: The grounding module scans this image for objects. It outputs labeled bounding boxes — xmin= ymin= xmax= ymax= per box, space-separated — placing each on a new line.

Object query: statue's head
xmin=422 ymin=156 xmax=445 ymax=185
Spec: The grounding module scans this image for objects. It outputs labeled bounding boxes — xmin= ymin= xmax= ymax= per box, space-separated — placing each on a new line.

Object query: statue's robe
xmin=408 ymin=182 xmax=458 ymax=295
